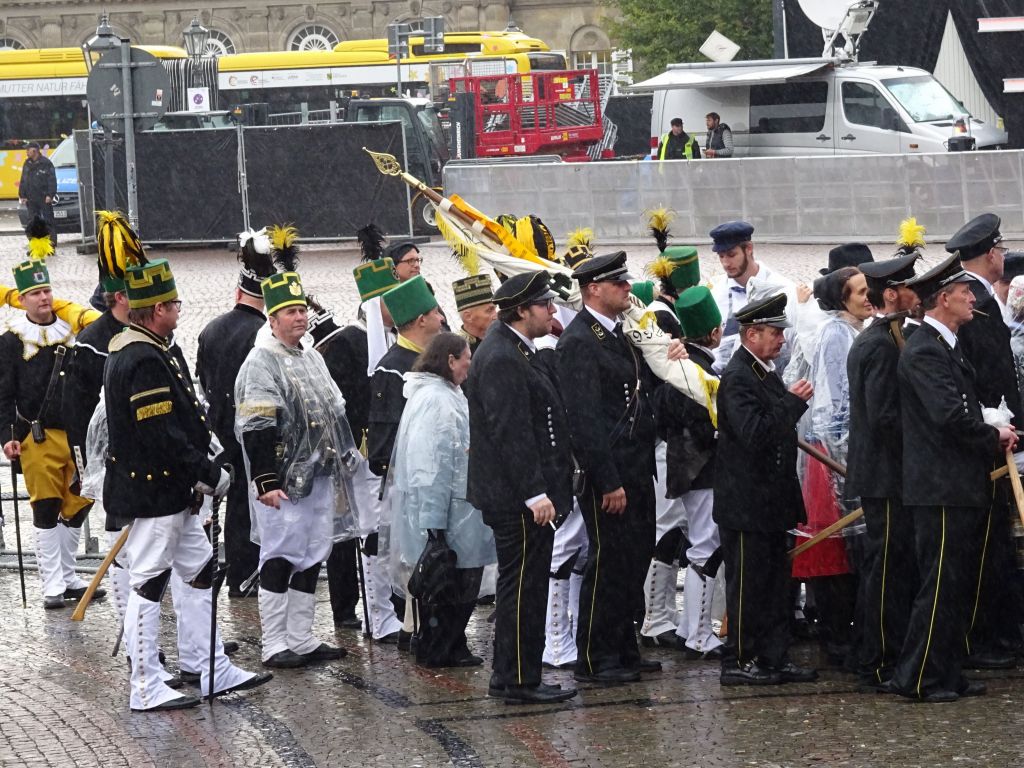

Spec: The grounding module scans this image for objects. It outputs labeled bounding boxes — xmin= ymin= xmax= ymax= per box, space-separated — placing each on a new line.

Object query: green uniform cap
xmin=382 ymin=275 xmax=439 ymax=327
xmin=101 ymin=274 xmax=126 ymax=293
xmin=630 ymin=280 xmax=655 ymax=307
xmin=125 ymin=259 xmax=178 ymax=309
xmin=662 ymin=246 xmax=701 ymax=290
xmin=353 ymin=257 xmax=399 ymax=301
xmin=261 ymin=271 xmax=306 ymax=315
xmin=674 ymin=285 xmax=722 ymax=339
xmin=453 ymin=274 xmax=495 ymax=311
xmin=13 ymin=259 xmax=50 ymax=295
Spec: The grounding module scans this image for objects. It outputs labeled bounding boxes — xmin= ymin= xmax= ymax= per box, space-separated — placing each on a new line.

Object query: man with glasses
xmin=388 ymin=241 xmax=450 ymax=331
xmin=104 ymin=257 xmax=270 ymax=710
xmin=944 ymin=213 xmax=1024 ymax=670
xmin=468 ymin=270 xmax=577 ymax=704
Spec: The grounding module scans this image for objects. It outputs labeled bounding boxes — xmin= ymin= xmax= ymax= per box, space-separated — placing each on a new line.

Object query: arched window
xmin=203 ymin=29 xmax=236 ymax=56
xmin=288 ymin=24 xmax=339 ymax=51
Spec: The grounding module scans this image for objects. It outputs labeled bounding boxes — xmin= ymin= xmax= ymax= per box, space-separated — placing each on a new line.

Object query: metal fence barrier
xmin=443 ymin=149 xmax=1024 ymax=243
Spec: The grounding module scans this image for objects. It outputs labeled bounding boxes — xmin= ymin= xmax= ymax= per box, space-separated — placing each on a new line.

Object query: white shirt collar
xmin=505 ymin=323 xmax=536 ymax=352
xmin=741 ymin=344 xmax=776 ymax=372
xmin=586 ymin=306 xmax=619 ymax=334
xmin=923 ymin=314 xmax=958 ymax=349
xmin=964 ymin=270 xmax=994 ymax=297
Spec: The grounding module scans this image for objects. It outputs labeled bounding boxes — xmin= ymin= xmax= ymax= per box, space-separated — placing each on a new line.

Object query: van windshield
xmin=882 ymin=75 xmax=969 ymax=123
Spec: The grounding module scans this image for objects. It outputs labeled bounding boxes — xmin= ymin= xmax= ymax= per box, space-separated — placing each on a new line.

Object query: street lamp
xmin=182 ymin=17 xmax=210 ymax=61
xmin=81 ymin=13 xmax=120 ymax=72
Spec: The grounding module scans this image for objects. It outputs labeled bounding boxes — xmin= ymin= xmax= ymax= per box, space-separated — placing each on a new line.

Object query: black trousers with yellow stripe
xmin=719 ymin=527 xmax=791 ymax=669
xmin=858 ymin=496 xmax=917 ymax=684
xmin=892 ymin=505 xmax=983 ymax=698
xmin=964 ymin=494 xmax=1021 ymax=656
xmin=490 ymin=511 xmax=554 ymax=688
xmin=574 ymin=479 xmax=655 ymax=675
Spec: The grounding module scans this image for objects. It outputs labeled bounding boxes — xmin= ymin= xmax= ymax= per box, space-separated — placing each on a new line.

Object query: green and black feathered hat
xmin=261 ymin=224 xmax=306 ymax=314
xmin=96 ymin=210 xmax=146 ymax=293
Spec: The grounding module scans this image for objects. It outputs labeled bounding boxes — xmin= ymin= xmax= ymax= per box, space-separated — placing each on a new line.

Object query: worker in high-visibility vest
xmin=657 ymin=117 xmax=701 ymax=160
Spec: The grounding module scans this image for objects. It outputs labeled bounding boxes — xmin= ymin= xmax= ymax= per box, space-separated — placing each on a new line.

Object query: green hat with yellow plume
xmin=261 ymin=224 xmax=307 ymax=314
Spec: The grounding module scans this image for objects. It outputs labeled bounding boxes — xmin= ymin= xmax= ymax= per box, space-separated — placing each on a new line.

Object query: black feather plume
xmin=357 ymin=223 xmax=387 ymax=263
xmin=269 ymin=224 xmax=300 ymax=273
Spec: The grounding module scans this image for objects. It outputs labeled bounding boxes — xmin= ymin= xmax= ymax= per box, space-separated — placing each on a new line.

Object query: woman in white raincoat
xmin=388 ymin=332 xmax=496 ymax=668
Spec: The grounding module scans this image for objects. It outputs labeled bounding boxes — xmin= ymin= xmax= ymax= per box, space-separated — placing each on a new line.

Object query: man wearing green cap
xmin=235 ymin=267 xmax=362 ymax=669
xmin=0 ymin=258 xmax=96 ymax=610
xmin=105 ymin=258 xmax=270 ymax=710
xmin=452 ymin=274 xmax=497 ymax=356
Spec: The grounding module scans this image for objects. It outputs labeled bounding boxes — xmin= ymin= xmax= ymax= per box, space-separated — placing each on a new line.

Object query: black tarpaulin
xmin=242 ymin=122 xmax=410 ymax=238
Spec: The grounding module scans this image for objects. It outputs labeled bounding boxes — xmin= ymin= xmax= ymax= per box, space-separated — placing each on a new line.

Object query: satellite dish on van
xmin=798 ymin=0 xmax=859 ymax=31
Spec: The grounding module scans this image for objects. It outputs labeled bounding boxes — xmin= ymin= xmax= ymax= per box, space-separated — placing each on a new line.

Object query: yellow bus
xmin=0 ymin=45 xmax=186 ymax=199
xmin=216 ymin=31 xmax=566 ymax=115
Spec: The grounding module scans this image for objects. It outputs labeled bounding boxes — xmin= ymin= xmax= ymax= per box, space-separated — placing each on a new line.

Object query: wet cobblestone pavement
xmin=2 ymin=237 xmax=1024 ymax=766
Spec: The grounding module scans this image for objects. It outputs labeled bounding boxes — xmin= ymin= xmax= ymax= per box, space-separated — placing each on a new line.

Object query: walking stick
xmin=797 ymin=439 xmax=847 ymax=477
xmin=208 ymin=468 xmax=231 ymax=706
xmin=71 ymin=524 xmax=130 ymax=621
xmin=9 ymin=459 xmax=26 ymax=609
xmin=1005 ymin=449 xmax=1024 ymax=528
xmin=356 ymin=539 xmax=371 ymax=638
xmin=789 ymin=440 xmax=859 ymax=559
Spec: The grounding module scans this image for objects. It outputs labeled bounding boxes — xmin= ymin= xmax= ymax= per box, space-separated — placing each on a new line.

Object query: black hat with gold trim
xmin=562 ymin=227 xmax=594 ymax=269
xmin=493 ymin=270 xmax=556 ymax=310
xmin=353 ymin=257 xmax=399 ymax=301
xmin=96 ymin=210 xmax=146 ymax=293
xmin=735 ymin=292 xmax=790 ymax=329
xmin=906 ymin=252 xmax=972 ymax=301
xmin=125 ymin=259 xmax=178 ymax=308
xmin=453 ymin=274 xmax=495 ymax=311
xmin=12 ymin=258 xmax=50 ymax=295
xmin=261 ymin=224 xmax=306 ymax=314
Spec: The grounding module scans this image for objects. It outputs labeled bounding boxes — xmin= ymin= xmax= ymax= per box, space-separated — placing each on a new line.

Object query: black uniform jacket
xmin=0 ymin=317 xmax=72 ymax=442
xmin=367 ymin=344 xmax=418 ymax=476
xmin=104 ymin=324 xmax=219 ymax=520
xmin=18 ymin=154 xmax=55 ymax=201
xmin=196 ymin=304 xmax=266 ymax=459
xmin=318 ymin=325 xmax=371 ymax=443
xmin=845 ymin=315 xmax=904 ymax=501
xmin=898 ymin=320 xmax=1000 ymax=508
xmin=466 ymin=322 xmax=574 ymax=522
xmin=656 ymin=343 xmax=717 ymax=497
xmin=63 ymin=310 xmax=125 ymax=466
xmin=712 ymin=345 xmax=807 ymax=532
xmin=556 ymin=307 xmax=656 ymax=494
xmin=958 ymin=279 xmax=1022 ymax=427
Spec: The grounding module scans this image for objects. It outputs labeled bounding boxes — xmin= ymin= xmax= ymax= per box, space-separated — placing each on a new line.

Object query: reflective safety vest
xmin=658 ymin=132 xmax=697 ymax=161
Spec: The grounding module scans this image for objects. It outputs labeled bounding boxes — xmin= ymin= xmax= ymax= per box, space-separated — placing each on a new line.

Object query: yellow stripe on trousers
xmin=965 ymin=486 xmax=996 ymax=655
xmin=583 ymin=490 xmax=602 ymax=675
xmin=916 ymin=507 xmax=947 ymax=698
xmin=876 ymin=499 xmax=891 ymax=684
xmin=515 ymin=515 xmax=526 ymax=685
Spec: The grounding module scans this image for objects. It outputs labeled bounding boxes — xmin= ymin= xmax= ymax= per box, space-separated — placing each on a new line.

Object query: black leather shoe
xmin=448 ymin=653 xmax=484 ymax=668
xmin=640 ymin=630 xmax=677 ymax=648
xmin=487 ymin=679 xmax=506 ymax=698
xmin=856 ymin=677 xmax=891 ymax=694
xmin=43 ymin=595 xmax=65 ymax=609
xmin=963 ymin=651 xmax=1014 ymax=670
xmin=720 ymin=661 xmax=781 ymax=686
xmin=917 ymin=689 xmax=960 ymax=703
xmin=397 ymin=630 xmax=413 ymax=652
xmin=228 ymin=587 xmax=255 ymax=598
xmin=334 ymin=616 xmax=362 ymax=629
xmin=132 ymin=694 xmax=201 ymax=712
xmin=300 ymin=643 xmax=346 ymax=664
xmin=542 ymin=659 xmax=576 ymax=670
xmin=223 ymin=641 xmax=239 ymax=656
xmin=65 ymin=586 xmax=105 ymax=601
xmin=958 ymin=679 xmax=987 ymax=698
xmin=377 ymin=631 xmax=401 ymax=645
xmin=179 ymin=670 xmax=201 ymax=685
xmin=164 ymin=676 xmax=184 ymax=690
xmin=263 ymin=650 xmax=306 ymax=669
xmin=679 ymin=641 xmax=724 ymax=661
xmin=208 ymin=671 xmax=273 ymax=698
xmin=574 ymin=667 xmax=641 ymax=685
xmin=775 ymin=662 xmax=818 ymax=683
xmin=503 ymin=683 xmax=578 ymax=704
xmin=627 ymin=658 xmax=663 ymax=673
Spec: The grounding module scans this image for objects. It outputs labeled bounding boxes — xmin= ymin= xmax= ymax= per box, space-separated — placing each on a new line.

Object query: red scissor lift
xmin=446 ymin=69 xmax=611 ymax=161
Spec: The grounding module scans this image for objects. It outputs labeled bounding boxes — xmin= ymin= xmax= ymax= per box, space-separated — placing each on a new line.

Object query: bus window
xmin=0 ymin=95 xmax=87 ymax=147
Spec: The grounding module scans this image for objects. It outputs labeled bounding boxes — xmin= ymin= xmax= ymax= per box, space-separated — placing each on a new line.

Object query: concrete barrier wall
xmin=443 ymin=150 xmax=1024 ymax=243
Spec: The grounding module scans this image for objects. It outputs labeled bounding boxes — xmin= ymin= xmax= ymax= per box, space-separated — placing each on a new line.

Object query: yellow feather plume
xmin=897 ymin=217 xmax=926 ymax=249
xmin=644 ymin=256 xmax=675 ymax=281
xmin=27 ymin=237 xmax=53 ymax=261
xmin=268 ymin=224 xmax=298 ymax=252
xmin=566 ymin=227 xmax=594 ymax=249
xmin=646 ymin=207 xmax=675 ymax=234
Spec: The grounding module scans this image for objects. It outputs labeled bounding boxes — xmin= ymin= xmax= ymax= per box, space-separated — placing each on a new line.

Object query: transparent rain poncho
xmin=378 ymin=372 xmax=496 ymax=593
xmin=80 ymin=393 xmax=107 ymax=503
xmin=235 ymin=332 xmax=361 ymax=544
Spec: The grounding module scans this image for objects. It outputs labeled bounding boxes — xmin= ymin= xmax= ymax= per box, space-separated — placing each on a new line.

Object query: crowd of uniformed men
xmin=1 ymin=204 xmax=1022 ymax=710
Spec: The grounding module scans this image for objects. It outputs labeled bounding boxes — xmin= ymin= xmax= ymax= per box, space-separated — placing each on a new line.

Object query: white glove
xmin=195 ymin=467 xmax=231 ymax=497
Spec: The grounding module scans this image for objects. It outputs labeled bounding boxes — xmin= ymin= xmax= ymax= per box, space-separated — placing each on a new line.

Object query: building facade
xmin=0 ymin=1 xmax=617 ymax=70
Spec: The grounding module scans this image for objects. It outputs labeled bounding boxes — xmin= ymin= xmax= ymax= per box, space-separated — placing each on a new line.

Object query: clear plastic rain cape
xmin=234 ymin=330 xmax=361 ymax=544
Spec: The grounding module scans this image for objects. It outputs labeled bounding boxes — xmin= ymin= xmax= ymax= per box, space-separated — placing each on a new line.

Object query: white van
xmin=633 ymin=57 xmax=1008 ymax=157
